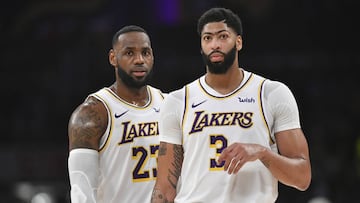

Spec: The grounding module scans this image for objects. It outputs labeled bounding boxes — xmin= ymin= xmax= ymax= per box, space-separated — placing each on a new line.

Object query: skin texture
xmin=68 ymin=97 xmax=107 ymax=150
xmin=68 ymin=31 xmax=154 ymax=151
xmin=151 ymin=21 xmax=311 ymax=203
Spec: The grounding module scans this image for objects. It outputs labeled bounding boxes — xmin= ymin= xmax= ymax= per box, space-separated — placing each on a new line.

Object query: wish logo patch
xmin=238 ymin=97 xmax=255 ymax=103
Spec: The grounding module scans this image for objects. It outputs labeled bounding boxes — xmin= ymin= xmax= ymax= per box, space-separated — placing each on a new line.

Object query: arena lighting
xmin=308 ymin=196 xmax=332 ymax=203
xmin=156 ymin=0 xmax=180 ymax=24
xmin=31 ymin=192 xmax=54 ymax=203
xmin=13 ymin=182 xmax=33 ymax=201
xmin=13 ymin=182 xmax=56 ymax=203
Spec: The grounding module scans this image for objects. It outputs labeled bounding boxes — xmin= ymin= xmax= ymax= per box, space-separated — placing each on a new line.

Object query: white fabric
xmin=90 ymin=86 xmax=164 ymax=203
xmin=159 ymin=69 xmax=301 ymax=203
xmin=160 ymin=70 xmax=300 ymax=145
xmin=262 ymin=80 xmax=300 ymax=132
xmin=68 ymin=148 xmax=99 ymax=203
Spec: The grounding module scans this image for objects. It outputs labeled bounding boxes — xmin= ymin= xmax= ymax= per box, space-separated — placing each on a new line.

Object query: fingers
xmin=217 ymin=143 xmax=246 ymax=174
xmin=217 ymin=143 xmax=263 ymax=174
xmin=217 ymin=147 xmax=232 ymax=169
xmin=232 ymin=158 xmax=245 ymax=174
xmin=217 ymin=149 xmax=244 ymax=174
xmin=217 ymin=144 xmax=234 ymax=164
xmin=226 ymin=156 xmax=245 ymax=174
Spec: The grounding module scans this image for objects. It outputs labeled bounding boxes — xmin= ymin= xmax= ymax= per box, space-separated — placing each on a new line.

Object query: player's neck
xmin=111 ymin=83 xmax=149 ymax=107
xmin=205 ymin=66 xmax=243 ymax=95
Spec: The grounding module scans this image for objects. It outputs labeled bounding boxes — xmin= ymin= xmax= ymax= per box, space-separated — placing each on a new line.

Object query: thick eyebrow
xmin=121 ymin=46 xmax=151 ymax=51
xmin=202 ymin=29 xmax=229 ymax=36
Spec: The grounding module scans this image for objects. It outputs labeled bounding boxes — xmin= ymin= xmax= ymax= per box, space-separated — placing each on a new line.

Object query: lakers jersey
xmin=90 ymin=86 xmax=165 ymax=203
xmin=160 ymin=70 xmax=290 ymax=203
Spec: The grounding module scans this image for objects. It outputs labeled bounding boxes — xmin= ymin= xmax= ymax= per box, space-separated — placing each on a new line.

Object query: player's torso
xmin=177 ymin=73 xmax=277 ymax=203
xmin=92 ymin=87 xmax=163 ymax=203
xmin=182 ymin=73 xmax=272 ymax=165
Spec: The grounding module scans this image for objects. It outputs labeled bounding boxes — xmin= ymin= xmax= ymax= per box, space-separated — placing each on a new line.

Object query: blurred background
xmin=1 ymin=0 xmax=359 ymax=202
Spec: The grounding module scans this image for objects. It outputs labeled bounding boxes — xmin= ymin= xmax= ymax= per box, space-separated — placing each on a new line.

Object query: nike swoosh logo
xmin=191 ymin=100 xmax=207 ymax=108
xmin=153 ymin=108 xmax=160 ymax=113
xmin=114 ymin=110 xmax=129 ymax=118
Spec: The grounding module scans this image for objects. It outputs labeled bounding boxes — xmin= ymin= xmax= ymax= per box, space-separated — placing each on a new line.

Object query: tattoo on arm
xmin=69 ymin=98 xmax=106 ymax=150
xmin=158 ymin=143 xmax=167 ymax=156
xmin=167 ymin=145 xmax=183 ymax=189
xmin=151 ymin=189 xmax=174 ymax=203
xmin=151 ymin=144 xmax=183 ymax=203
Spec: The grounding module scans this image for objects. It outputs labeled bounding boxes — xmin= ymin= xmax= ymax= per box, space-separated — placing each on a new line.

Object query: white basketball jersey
xmin=90 ymin=86 xmax=165 ymax=203
xmin=177 ymin=72 xmax=278 ymax=203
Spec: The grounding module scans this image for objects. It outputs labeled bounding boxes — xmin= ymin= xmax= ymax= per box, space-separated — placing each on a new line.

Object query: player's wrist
xmin=258 ymin=146 xmax=271 ymax=166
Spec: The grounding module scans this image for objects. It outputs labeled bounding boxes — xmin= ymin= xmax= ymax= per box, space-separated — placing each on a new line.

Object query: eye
xmin=219 ymin=34 xmax=228 ymax=40
xmin=142 ymin=49 xmax=152 ymax=56
xmin=126 ymin=51 xmax=134 ymax=56
xmin=203 ymin=35 xmax=211 ymax=41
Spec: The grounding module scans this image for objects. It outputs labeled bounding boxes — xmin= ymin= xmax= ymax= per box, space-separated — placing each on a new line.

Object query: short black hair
xmin=197 ymin=7 xmax=243 ymax=36
xmin=112 ymin=25 xmax=148 ymax=47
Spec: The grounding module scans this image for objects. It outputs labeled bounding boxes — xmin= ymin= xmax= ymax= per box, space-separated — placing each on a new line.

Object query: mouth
xmin=209 ymin=52 xmax=224 ymax=62
xmin=132 ymin=70 xmax=147 ymax=77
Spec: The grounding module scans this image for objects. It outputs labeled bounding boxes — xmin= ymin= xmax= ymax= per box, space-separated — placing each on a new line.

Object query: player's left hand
xmin=217 ymin=143 xmax=266 ymax=174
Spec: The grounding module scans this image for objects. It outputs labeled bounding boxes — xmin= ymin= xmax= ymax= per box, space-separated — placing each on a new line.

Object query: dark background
xmin=1 ymin=0 xmax=359 ymax=202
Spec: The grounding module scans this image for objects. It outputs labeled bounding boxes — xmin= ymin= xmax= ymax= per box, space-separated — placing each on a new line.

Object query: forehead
xmin=201 ymin=21 xmax=234 ymax=35
xmin=116 ymin=32 xmax=151 ymax=49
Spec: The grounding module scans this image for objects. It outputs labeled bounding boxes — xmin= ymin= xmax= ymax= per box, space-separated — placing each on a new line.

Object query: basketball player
xmin=151 ymin=8 xmax=311 ymax=203
xmin=68 ymin=25 xmax=165 ymax=203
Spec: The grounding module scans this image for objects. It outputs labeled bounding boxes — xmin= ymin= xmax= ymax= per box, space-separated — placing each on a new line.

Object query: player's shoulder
xmin=246 ymin=70 xmax=288 ymax=91
xmin=163 ymin=80 xmax=197 ymax=104
xmin=147 ymin=85 xmax=168 ymax=99
xmin=167 ymin=86 xmax=186 ymax=100
xmin=259 ymin=77 xmax=294 ymax=100
xmin=70 ymin=86 xmax=108 ymax=119
xmin=242 ymin=69 xmax=292 ymax=98
xmin=263 ymin=79 xmax=291 ymax=94
xmin=163 ymin=76 xmax=205 ymax=101
xmin=68 ymin=91 xmax=108 ymax=149
xmin=68 ymin=96 xmax=107 ymax=147
xmin=72 ymin=95 xmax=106 ymax=119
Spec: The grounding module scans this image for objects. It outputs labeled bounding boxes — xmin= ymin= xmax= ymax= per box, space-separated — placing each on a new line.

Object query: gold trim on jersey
xmin=103 ymin=87 xmax=153 ymax=110
xmin=197 ymin=73 xmax=254 ymax=99
xmin=181 ymin=86 xmax=189 ymax=145
xmin=90 ymin=94 xmax=114 ymax=152
xmin=156 ymin=89 xmax=166 ymax=100
xmin=258 ymin=79 xmax=274 ymax=145
xmin=94 ymin=86 xmax=155 ymax=152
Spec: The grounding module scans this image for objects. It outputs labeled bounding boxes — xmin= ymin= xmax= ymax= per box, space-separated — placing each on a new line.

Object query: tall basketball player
xmin=68 ymin=25 xmax=165 ymax=203
xmin=152 ymin=7 xmax=311 ymax=203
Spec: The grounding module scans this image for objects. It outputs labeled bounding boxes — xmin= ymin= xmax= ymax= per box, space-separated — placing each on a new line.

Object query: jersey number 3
xmin=210 ymin=135 xmax=228 ymax=170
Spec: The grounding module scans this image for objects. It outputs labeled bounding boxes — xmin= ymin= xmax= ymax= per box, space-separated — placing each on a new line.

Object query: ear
xmin=109 ymin=49 xmax=117 ymax=67
xmin=236 ymin=35 xmax=243 ymax=51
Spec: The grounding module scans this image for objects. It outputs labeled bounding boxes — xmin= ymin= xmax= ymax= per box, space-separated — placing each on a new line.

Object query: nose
xmin=210 ymin=39 xmax=221 ymax=50
xmin=134 ymin=53 xmax=145 ymax=64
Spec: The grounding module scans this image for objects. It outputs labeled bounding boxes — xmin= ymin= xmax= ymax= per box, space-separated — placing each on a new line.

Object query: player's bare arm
xmin=218 ymin=128 xmax=311 ymax=191
xmin=68 ymin=96 xmax=108 ymax=151
xmin=262 ymin=128 xmax=311 ymax=191
xmin=151 ymin=142 xmax=183 ymax=203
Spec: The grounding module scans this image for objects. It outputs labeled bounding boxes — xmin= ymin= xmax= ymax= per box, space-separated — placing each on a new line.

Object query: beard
xmin=201 ymin=45 xmax=237 ymax=74
xmin=116 ymin=66 xmax=153 ymax=89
